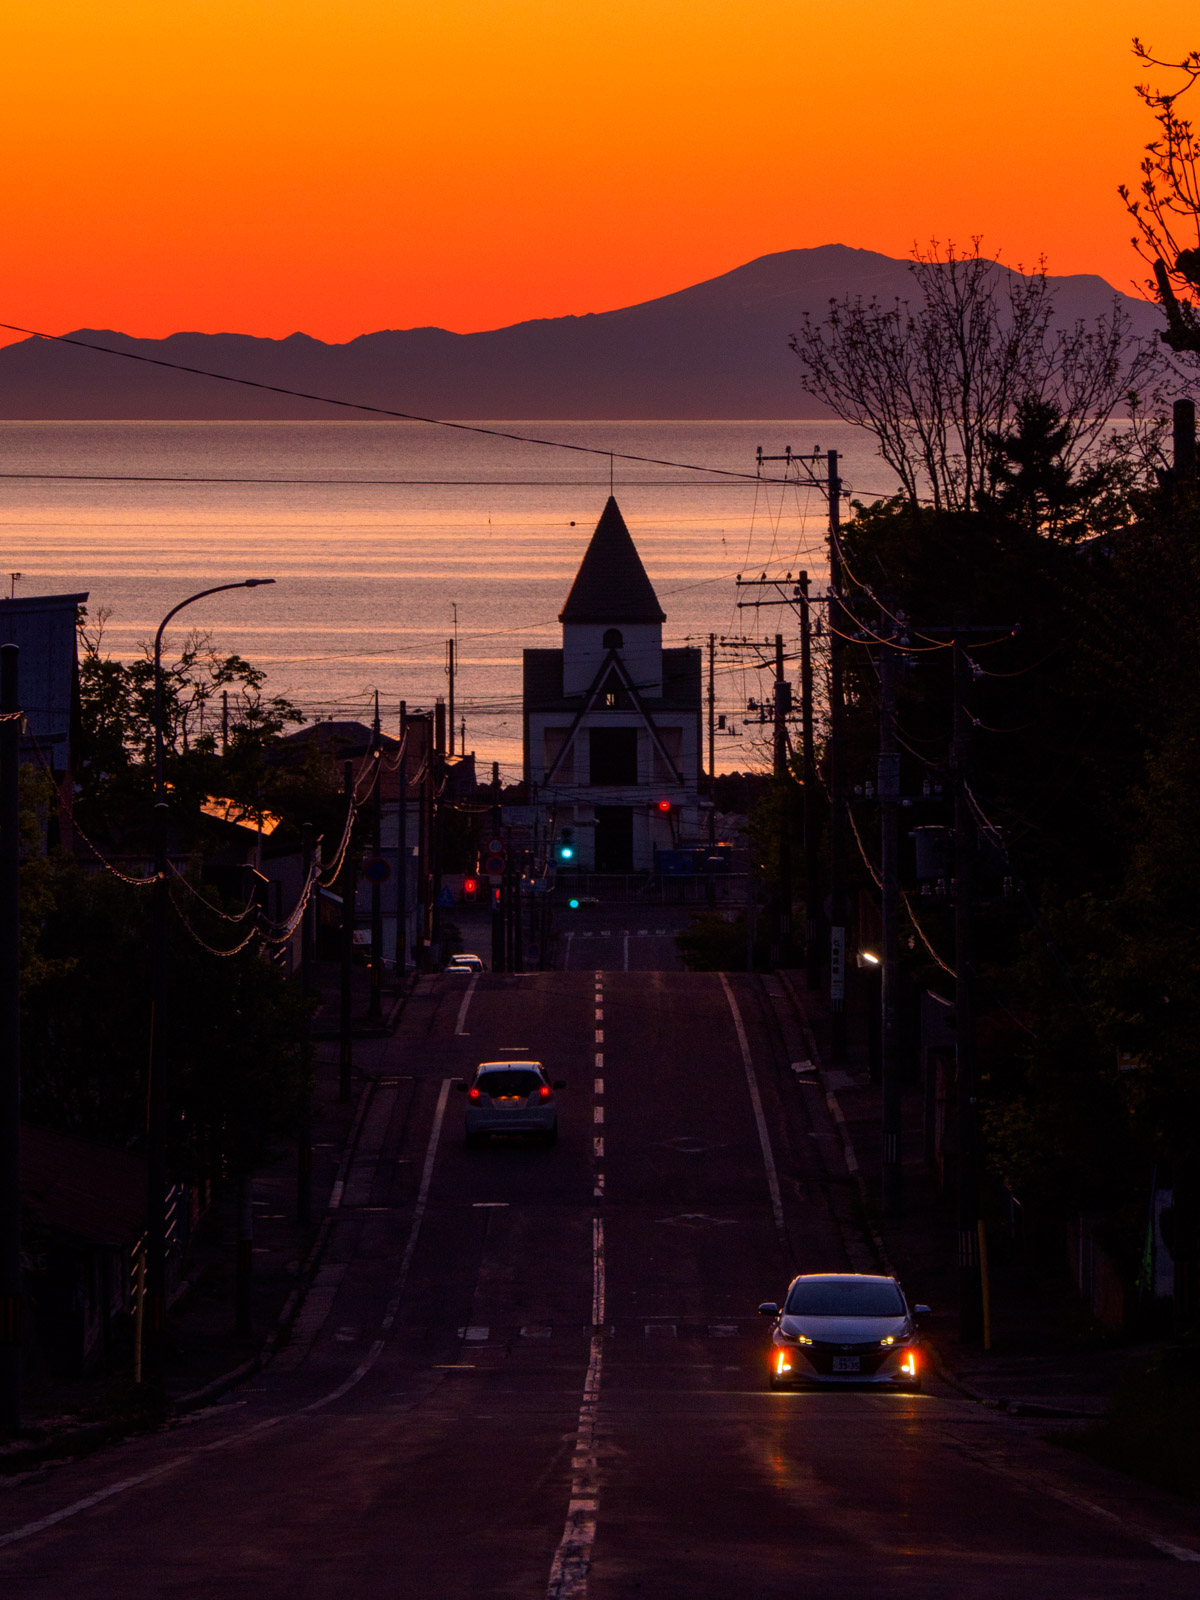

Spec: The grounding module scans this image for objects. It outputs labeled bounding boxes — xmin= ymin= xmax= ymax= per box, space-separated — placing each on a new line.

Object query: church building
xmin=523 ymin=497 xmax=704 ymax=872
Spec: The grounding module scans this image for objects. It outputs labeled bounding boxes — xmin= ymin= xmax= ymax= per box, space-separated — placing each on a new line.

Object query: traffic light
xmin=568 ymin=897 xmax=580 ymax=910
xmin=656 ymin=798 xmax=672 ymax=814
xmin=558 ymin=826 xmax=575 ymax=862
xmin=463 ymin=876 xmax=478 ymax=901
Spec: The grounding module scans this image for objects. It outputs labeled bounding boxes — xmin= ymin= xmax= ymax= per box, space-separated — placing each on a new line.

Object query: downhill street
xmin=1 ymin=967 xmax=1198 ymax=1597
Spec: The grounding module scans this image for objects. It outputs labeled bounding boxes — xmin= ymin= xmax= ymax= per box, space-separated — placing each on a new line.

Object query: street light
xmin=143 ymin=579 xmax=275 ymax=1371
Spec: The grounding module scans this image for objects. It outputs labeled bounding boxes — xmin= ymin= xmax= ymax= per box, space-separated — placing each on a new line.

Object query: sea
xmin=0 ymin=420 xmax=901 ymax=775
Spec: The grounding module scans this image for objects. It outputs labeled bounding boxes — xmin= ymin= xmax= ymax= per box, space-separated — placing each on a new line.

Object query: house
xmin=522 ymin=497 xmax=704 ymax=872
xmin=22 ymin=1124 xmax=145 ymax=1374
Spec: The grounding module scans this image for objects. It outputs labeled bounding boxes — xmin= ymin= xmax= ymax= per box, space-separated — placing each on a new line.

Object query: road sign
xmin=435 ymin=885 xmax=456 ymax=908
xmin=487 ymin=836 xmax=505 ymax=855
xmin=484 ymin=854 xmax=506 ymax=875
xmin=363 ymin=857 xmax=390 ymax=884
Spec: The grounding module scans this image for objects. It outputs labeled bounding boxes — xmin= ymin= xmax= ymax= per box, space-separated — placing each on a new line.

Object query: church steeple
xmin=559 ymin=497 xmax=666 ymax=625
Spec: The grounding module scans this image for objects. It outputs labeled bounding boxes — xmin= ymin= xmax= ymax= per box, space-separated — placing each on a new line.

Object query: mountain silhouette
xmin=0 ymin=245 xmax=1161 ymax=420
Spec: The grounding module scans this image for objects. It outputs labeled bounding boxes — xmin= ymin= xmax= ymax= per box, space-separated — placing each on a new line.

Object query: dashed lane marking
xmin=547 ymin=1222 xmax=605 ymax=1598
xmin=454 ymin=973 xmax=479 ymax=1035
xmin=593 ymin=1105 xmax=605 ymax=1124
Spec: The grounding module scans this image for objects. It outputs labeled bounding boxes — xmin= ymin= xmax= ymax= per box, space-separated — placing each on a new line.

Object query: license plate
xmin=832 ymin=1356 xmax=860 ymax=1373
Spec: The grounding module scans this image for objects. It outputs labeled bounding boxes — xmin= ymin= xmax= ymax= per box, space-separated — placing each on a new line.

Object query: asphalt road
xmin=2 ymin=969 xmax=1198 ymax=1596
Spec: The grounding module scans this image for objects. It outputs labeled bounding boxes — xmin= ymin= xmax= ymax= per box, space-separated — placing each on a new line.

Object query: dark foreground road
xmin=2 ymin=969 xmax=1199 ymax=1597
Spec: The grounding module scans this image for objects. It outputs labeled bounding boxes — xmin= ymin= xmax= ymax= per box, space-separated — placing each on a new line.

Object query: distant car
xmin=758 ymin=1273 xmax=929 ymax=1390
xmin=456 ymin=1060 xmax=565 ymax=1147
xmin=577 ymin=896 xmax=601 ymax=908
xmin=446 ymin=954 xmax=485 ymax=973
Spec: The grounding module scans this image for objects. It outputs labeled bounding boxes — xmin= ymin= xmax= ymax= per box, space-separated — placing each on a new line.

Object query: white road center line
xmin=593 ymin=1105 xmax=605 ymax=1123
xmin=594 ymin=1078 xmax=603 ymax=1095
xmin=719 ymin=973 xmax=787 ymax=1245
xmin=622 ymin=936 xmax=629 ymax=971
xmin=593 ymin=1136 xmax=604 ymax=1158
xmin=594 ymin=1052 xmax=603 ymax=1070
xmin=594 ymin=1008 xmax=603 ymax=1020
xmin=454 ymin=973 xmax=479 ymax=1035
xmin=594 ymin=1029 xmax=604 ymax=1044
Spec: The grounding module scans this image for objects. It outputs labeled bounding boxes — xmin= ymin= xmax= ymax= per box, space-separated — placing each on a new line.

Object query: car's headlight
xmin=880 ymin=1332 xmax=912 ymax=1348
xmin=778 ymin=1330 xmax=813 ymax=1346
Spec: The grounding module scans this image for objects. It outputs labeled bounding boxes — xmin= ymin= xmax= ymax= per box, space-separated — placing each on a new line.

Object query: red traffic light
xmin=656 ymin=798 xmax=672 ymax=813
xmin=463 ymin=877 xmax=478 ymax=898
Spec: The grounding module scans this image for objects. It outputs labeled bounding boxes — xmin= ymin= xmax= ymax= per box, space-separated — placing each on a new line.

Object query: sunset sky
xmin=2 ymin=1 xmax=1194 ymax=348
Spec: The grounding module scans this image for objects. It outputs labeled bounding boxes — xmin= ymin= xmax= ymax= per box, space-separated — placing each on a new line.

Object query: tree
xmin=790 ymin=240 xmax=1160 ymax=519
xmin=1121 ymin=41 xmax=1200 ymax=358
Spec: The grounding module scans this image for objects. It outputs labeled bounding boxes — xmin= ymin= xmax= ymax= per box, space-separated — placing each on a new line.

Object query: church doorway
xmin=594 ymin=806 xmax=634 ymax=872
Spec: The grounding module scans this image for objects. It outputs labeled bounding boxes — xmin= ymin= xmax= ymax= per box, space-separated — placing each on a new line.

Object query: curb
xmin=775 ymin=969 xmax=893 ymax=1276
xmin=773 ymin=966 xmax=1033 ymax=1413
xmin=174 ymin=1074 xmax=377 ymax=1412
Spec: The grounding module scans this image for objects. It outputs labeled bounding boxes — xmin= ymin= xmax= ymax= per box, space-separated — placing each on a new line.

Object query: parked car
xmin=446 ymin=953 xmax=485 ymax=973
xmin=456 ymin=1061 xmax=565 ymax=1147
xmin=758 ymin=1273 xmax=929 ymax=1390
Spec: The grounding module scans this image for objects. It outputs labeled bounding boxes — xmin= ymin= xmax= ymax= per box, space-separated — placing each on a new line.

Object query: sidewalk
xmin=4 ymin=961 xmax=426 ymax=1468
xmin=777 ymin=968 xmax=1162 ymax=1422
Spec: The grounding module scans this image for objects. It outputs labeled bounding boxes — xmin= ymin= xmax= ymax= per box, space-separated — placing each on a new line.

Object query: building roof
xmin=22 ymin=1123 xmax=146 ymax=1247
xmin=558 ymin=498 xmax=666 ymax=625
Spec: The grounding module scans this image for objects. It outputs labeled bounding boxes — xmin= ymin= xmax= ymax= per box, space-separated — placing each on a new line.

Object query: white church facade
xmin=522 ymin=497 xmax=705 ymax=872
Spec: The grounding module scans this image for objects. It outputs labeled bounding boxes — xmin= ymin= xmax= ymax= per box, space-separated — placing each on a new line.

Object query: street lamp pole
xmin=143 ymin=579 xmax=274 ymax=1369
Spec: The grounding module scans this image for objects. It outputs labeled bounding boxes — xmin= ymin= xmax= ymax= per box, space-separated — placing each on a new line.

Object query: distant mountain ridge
xmin=0 ymin=245 xmax=1162 ymax=420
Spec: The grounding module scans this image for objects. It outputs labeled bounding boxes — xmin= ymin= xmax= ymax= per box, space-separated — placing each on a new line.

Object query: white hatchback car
xmin=458 ymin=1061 xmax=565 ymax=1147
xmin=759 ymin=1273 xmax=929 ymax=1390
xmin=446 ymin=953 xmax=485 ymax=974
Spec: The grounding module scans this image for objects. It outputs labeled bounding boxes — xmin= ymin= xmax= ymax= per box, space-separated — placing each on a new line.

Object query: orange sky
xmin=1 ymin=1 xmax=1194 ymax=349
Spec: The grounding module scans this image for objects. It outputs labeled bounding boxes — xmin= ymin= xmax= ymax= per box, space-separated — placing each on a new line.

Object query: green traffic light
xmin=559 ymin=846 xmax=574 ymax=860
xmin=569 ymin=898 xmax=580 ymax=909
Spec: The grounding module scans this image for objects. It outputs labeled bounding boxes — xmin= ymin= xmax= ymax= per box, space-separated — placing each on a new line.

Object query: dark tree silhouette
xmin=1121 ymin=41 xmax=1200 ymax=358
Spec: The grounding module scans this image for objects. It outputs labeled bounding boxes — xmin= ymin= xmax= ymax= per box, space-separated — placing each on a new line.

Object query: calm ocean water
xmin=0 ymin=420 xmax=900 ymax=774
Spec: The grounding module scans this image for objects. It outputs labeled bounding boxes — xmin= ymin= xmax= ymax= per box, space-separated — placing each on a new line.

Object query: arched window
xmin=602 ymin=628 xmax=624 ymax=650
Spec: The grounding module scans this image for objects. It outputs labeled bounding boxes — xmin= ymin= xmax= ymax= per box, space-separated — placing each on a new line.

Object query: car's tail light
xmin=468 ymin=1087 xmax=480 ymax=1100
xmin=539 ymin=1085 xmax=551 ymax=1100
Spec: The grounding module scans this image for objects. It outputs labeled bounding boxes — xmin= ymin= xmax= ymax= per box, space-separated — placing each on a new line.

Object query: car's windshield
xmin=476 ymin=1069 xmax=544 ymax=1098
xmin=785 ymin=1280 xmax=905 ymax=1317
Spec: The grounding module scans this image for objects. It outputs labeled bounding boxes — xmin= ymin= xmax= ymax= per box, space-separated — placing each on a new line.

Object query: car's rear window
xmin=785 ymin=1280 xmax=904 ymax=1317
xmin=476 ymin=1069 xmax=544 ymax=1098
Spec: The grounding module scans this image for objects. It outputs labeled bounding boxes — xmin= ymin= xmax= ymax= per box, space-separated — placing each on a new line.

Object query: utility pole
xmin=491 ymin=766 xmax=504 ymax=973
xmin=339 ymin=760 xmax=355 ymax=1102
xmin=798 ymin=572 xmax=820 ymax=992
xmin=878 ymin=623 xmax=903 ymax=1215
xmin=707 ymin=633 xmax=716 ymax=780
xmin=396 ymin=702 xmax=407 ymax=982
xmin=416 ymin=734 xmax=429 ymax=972
xmin=952 ymin=622 xmax=983 ymax=1341
xmin=774 ymin=632 xmax=793 ymax=959
xmin=0 ymin=648 xmax=20 ymax=1427
xmin=446 ymin=639 xmax=456 ymax=758
xmin=368 ymin=694 xmax=383 ymax=1024
xmin=297 ymin=821 xmax=315 ymax=1225
xmin=827 ymin=449 xmax=848 ymax=1064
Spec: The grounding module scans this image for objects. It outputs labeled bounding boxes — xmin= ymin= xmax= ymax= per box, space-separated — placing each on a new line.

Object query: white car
xmin=446 ymin=953 xmax=485 ymax=974
xmin=759 ymin=1273 xmax=929 ymax=1390
xmin=458 ymin=1061 xmax=565 ymax=1147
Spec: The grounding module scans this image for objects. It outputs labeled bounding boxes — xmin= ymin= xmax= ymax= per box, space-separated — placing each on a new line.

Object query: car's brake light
xmin=539 ymin=1085 xmax=551 ymax=1100
xmin=468 ymin=1087 xmax=480 ymax=1100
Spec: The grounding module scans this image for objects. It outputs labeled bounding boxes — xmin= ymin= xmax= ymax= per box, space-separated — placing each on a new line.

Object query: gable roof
xmin=558 ymin=497 xmax=666 ymax=624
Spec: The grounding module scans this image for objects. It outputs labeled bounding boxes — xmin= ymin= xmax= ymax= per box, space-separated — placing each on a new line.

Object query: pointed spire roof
xmin=558 ymin=497 xmax=666 ymax=625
